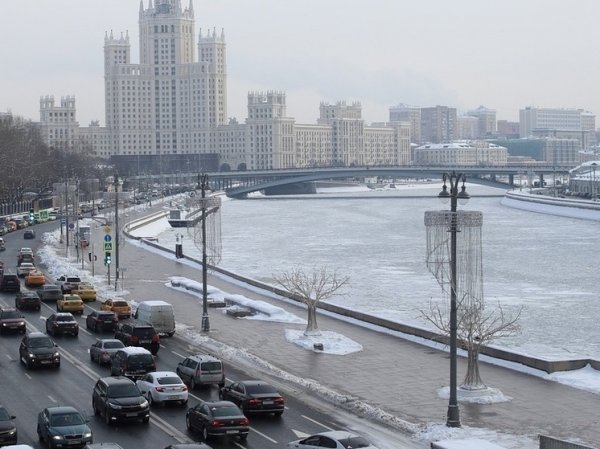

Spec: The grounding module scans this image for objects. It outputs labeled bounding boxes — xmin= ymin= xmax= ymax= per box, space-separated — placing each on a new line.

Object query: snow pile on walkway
xmin=285 ymin=329 xmax=363 ymax=355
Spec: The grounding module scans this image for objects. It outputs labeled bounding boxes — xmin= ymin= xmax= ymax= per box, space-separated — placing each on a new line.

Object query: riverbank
xmin=502 ymin=191 xmax=600 ymax=221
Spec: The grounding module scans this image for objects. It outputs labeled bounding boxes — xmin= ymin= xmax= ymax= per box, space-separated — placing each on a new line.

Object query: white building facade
xmin=414 ymin=141 xmax=508 ymax=166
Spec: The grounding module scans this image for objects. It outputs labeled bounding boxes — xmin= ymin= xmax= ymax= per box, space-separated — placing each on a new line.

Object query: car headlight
xmin=1 ymin=323 xmax=6 ymax=326
xmin=83 ymin=432 xmax=92 ymax=438
xmin=108 ymin=402 xmax=122 ymax=409
xmin=7 ymin=429 xmax=16 ymax=435
xmin=52 ymin=435 xmax=65 ymax=440
xmin=140 ymin=399 xmax=149 ymax=408
xmin=53 ymin=352 xmax=60 ymax=358
xmin=28 ymin=353 xmax=36 ymax=358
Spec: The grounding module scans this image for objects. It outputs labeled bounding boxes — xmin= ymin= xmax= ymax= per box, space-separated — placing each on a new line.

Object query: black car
xmin=19 ymin=332 xmax=60 ymax=369
xmin=0 ymin=307 xmax=26 ymax=334
xmin=46 ymin=313 xmax=79 ymax=337
xmin=38 ymin=284 xmax=63 ymax=302
xmin=185 ymin=400 xmax=249 ymax=441
xmin=24 ymin=229 xmax=35 ymax=239
xmin=86 ymin=310 xmax=118 ymax=333
xmin=0 ymin=405 xmax=17 ymax=446
xmin=219 ymin=380 xmax=285 ymax=416
xmin=114 ymin=321 xmax=160 ymax=355
xmin=0 ymin=273 xmax=20 ymax=293
xmin=37 ymin=406 xmax=93 ymax=449
xmin=91 ymin=376 xmax=150 ymax=425
xmin=15 ymin=290 xmax=41 ymax=311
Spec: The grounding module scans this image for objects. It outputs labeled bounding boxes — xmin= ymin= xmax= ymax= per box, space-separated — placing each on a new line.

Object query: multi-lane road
xmin=0 ymin=223 xmax=404 ymax=449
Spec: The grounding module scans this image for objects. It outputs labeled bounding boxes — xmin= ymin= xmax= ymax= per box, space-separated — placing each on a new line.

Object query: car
xmin=17 ymin=253 xmax=34 ymax=267
xmin=114 ymin=321 xmax=160 ymax=355
xmin=15 ymin=291 xmax=41 ymax=311
xmin=16 ymin=262 xmax=35 ymax=278
xmin=57 ymin=294 xmax=84 ymax=314
xmin=163 ymin=445 xmax=211 ymax=449
xmin=91 ymin=376 xmax=150 ymax=425
xmin=36 ymin=406 xmax=93 ymax=449
xmin=86 ymin=311 xmax=118 ymax=333
xmin=38 ymin=285 xmax=63 ymax=302
xmin=17 ymin=247 xmax=33 ymax=256
xmin=110 ymin=347 xmax=156 ymax=379
xmin=0 ymin=405 xmax=17 ymax=446
xmin=23 ymin=229 xmax=35 ymax=239
xmin=0 ymin=237 xmax=5 ymax=250
xmin=55 ymin=275 xmax=81 ymax=294
xmin=0 ymin=273 xmax=20 ymax=293
xmin=219 ymin=380 xmax=285 ymax=416
xmin=176 ymin=354 xmax=225 ymax=390
xmin=136 ymin=371 xmax=188 ymax=406
xmin=89 ymin=339 xmax=125 ymax=365
xmin=19 ymin=332 xmax=60 ymax=369
xmin=100 ymin=299 xmax=131 ymax=319
xmin=73 ymin=283 xmax=96 ymax=302
xmin=185 ymin=400 xmax=249 ymax=442
xmin=24 ymin=269 xmax=46 ymax=287
xmin=84 ymin=444 xmax=123 ymax=449
xmin=46 ymin=312 xmax=79 ymax=337
xmin=0 ymin=308 xmax=26 ymax=334
xmin=287 ymin=431 xmax=379 ymax=449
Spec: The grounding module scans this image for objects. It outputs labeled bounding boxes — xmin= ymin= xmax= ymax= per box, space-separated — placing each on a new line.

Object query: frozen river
xmin=149 ymin=184 xmax=600 ymax=360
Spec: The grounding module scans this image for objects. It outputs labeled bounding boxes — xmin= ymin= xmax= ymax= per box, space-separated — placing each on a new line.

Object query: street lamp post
xmin=438 ymin=171 xmax=470 ymax=428
xmin=199 ymin=174 xmax=210 ymax=332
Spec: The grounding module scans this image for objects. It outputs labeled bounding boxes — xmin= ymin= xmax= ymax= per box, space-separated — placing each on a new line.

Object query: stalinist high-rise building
xmin=104 ymin=0 xmax=226 ymax=157
xmin=39 ymin=0 xmax=411 ymax=172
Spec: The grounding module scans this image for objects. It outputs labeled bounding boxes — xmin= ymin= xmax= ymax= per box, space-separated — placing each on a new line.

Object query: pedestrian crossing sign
xmin=103 ymin=242 xmax=113 ymax=252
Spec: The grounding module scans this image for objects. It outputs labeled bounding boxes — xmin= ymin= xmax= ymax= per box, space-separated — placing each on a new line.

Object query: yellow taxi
xmin=57 ymin=294 xmax=85 ymax=314
xmin=100 ymin=299 xmax=131 ymax=319
xmin=73 ymin=282 xmax=96 ymax=302
xmin=25 ymin=270 xmax=46 ymax=287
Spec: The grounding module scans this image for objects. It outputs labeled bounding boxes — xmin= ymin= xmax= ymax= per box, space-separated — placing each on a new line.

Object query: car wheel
xmin=92 ymin=398 xmax=99 ymax=416
xmin=201 ymin=425 xmax=209 ymax=441
xmin=218 ymin=382 xmax=225 ymax=389
xmin=190 ymin=378 xmax=196 ymax=390
xmin=185 ymin=415 xmax=192 ymax=431
xmin=36 ymin=305 xmax=41 ymax=311
xmin=73 ymin=332 xmax=78 ymax=337
xmin=104 ymin=408 xmax=111 ymax=425
xmin=218 ymin=391 xmax=224 ymax=400
xmin=274 ymin=410 xmax=283 ymax=417
xmin=239 ymin=433 xmax=248 ymax=442
xmin=37 ymin=424 xmax=43 ymax=441
xmin=181 ymin=399 xmax=188 ymax=407
xmin=147 ymin=393 xmax=153 ymax=406
xmin=142 ymin=416 xmax=150 ymax=423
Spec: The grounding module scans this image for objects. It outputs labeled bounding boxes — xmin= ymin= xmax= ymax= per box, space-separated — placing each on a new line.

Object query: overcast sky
xmin=3 ymin=0 xmax=600 ymax=127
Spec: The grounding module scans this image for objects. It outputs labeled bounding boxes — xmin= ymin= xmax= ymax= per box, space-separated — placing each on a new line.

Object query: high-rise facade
xmin=420 ymin=105 xmax=457 ymax=144
xmin=519 ymin=107 xmax=596 ymax=148
xmin=38 ymin=0 xmax=411 ymax=171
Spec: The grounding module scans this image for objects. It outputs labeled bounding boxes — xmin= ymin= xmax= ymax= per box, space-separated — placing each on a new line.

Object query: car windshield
xmin=337 ymin=436 xmax=371 ymax=448
xmin=157 ymin=376 xmax=181 ymax=385
xmin=56 ymin=315 xmax=75 ymax=322
xmin=245 ymin=384 xmax=278 ymax=394
xmin=212 ymin=406 xmax=241 ymax=417
xmin=0 ymin=408 xmax=11 ymax=421
xmin=113 ymin=301 xmax=128 ymax=307
xmin=107 ymin=384 xmax=140 ymax=398
xmin=2 ymin=311 xmax=21 ymax=319
xmin=29 ymin=337 xmax=54 ymax=348
xmin=103 ymin=341 xmax=124 ymax=349
xmin=50 ymin=412 xmax=84 ymax=426
xmin=128 ymin=354 xmax=153 ymax=367
xmin=133 ymin=328 xmax=155 ymax=338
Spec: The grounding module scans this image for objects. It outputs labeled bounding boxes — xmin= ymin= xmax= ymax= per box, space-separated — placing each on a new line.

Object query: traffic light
xmin=29 ymin=208 xmax=35 ymax=222
xmin=104 ymin=252 xmax=112 ymax=266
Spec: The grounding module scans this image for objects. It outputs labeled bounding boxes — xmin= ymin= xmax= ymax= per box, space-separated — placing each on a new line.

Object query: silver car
xmin=89 ymin=338 xmax=125 ymax=365
xmin=17 ymin=262 xmax=35 ymax=277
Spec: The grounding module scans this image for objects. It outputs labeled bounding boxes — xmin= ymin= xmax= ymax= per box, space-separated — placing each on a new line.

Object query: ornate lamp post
xmin=437 ymin=171 xmax=469 ymax=428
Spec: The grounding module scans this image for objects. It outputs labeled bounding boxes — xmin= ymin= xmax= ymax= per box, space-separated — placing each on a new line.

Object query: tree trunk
xmin=461 ymin=346 xmax=486 ymax=390
xmin=304 ymin=303 xmax=321 ymax=336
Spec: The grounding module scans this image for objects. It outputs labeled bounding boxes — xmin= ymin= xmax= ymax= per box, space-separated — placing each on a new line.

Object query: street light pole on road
xmin=437 ymin=171 xmax=470 ymax=428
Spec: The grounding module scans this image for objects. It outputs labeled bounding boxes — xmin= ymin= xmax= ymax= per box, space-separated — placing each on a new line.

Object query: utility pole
xmin=114 ymin=174 xmax=120 ymax=291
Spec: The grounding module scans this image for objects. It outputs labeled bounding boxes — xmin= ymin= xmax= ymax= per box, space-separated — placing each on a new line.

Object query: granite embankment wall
xmin=123 ymin=213 xmax=600 ymax=375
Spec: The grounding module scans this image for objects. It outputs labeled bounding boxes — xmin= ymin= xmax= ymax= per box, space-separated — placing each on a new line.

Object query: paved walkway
xmin=87 ymin=206 xmax=600 ymax=447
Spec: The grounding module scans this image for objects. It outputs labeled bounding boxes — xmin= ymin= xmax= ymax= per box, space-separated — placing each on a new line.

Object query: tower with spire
xmin=103 ymin=0 xmax=227 ymax=156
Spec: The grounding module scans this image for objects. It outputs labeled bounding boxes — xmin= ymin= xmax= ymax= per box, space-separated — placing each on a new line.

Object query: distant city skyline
xmin=3 ymin=0 xmax=600 ymax=127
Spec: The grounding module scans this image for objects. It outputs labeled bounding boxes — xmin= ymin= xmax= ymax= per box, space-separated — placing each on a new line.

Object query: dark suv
xmin=46 ymin=313 xmax=79 ymax=337
xmin=19 ymin=332 xmax=60 ymax=369
xmin=0 ymin=308 xmax=26 ymax=335
xmin=0 ymin=273 xmax=20 ymax=293
xmin=114 ymin=321 xmax=160 ymax=355
xmin=92 ymin=376 xmax=150 ymax=425
xmin=15 ymin=291 xmax=41 ymax=311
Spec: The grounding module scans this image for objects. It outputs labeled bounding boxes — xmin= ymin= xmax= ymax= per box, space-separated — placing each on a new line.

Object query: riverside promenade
xmin=96 ymin=204 xmax=600 ymax=448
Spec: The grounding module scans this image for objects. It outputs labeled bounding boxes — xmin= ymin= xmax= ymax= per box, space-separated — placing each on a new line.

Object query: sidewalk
xmin=90 ymin=206 xmax=600 ymax=447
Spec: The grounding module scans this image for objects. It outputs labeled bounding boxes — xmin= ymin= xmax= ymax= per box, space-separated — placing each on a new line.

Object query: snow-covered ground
xmin=34 ymin=214 xmax=599 ymax=449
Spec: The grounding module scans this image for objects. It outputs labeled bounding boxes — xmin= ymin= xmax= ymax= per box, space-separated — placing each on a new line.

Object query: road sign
xmin=104 ymin=226 xmax=112 ymax=233
xmin=69 ymin=223 xmax=75 ymax=230
xmin=103 ymin=242 xmax=113 ymax=252
xmin=104 ymin=234 xmax=112 ymax=242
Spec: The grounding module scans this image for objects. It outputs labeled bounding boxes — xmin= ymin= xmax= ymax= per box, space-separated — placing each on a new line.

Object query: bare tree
xmin=423 ymin=295 xmax=521 ymax=390
xmin=274 ymin=266 xmax=349 ymax=336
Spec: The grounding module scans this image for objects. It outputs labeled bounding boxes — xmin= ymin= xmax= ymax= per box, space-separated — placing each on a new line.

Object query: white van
xmin=134 ymin=300 xmax=175 ymax=337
